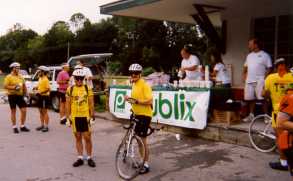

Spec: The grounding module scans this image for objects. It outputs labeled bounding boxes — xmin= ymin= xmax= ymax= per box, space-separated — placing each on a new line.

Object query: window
xmin=253 ymin=15 xmax=293 ymax=68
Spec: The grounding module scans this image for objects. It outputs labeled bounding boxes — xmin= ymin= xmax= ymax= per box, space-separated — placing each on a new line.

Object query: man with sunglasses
xmin=66 ymin=69 xmax=96 ymax=168
xmin=4 ymin=62 xmax=30 ymax=133
xmin=124 ymin=63 xmax=153 ymax=174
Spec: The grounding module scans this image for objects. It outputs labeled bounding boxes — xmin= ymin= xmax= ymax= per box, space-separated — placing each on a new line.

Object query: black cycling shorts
xmin=8 ymin=95 xmax=26 ymax=109
xmin=58 ymin=92 xmax=66 ymax=103
xmin=37 ymin=95 xmax=51 ymax=109
xmin=74 ymin=117 xmax=89 ymax=133
xmin=134 ymin=115 xmax=151 ymax=138
xmin=284 ymin=148 xmax=293 ymax=176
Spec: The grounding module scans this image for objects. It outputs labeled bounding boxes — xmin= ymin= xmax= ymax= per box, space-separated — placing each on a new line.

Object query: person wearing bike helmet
xmin=277 ymin=82 xmax=293 ymax=178
xmin=124 ymin=63 xmax=153 ymax=174
xmin=264 ymin=58 xmax=293 ymax=170
xmin=65 ymin=68 xmax=96 ymax=168
xmin=35 ymin=66 xmax=51 ymax=132
xmin=4 ymin=62 xmax=30 ymax=133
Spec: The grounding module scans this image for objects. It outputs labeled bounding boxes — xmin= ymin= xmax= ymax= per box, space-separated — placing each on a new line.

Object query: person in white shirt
xmin=77 ymin=60 xmax=93 ymax=88
xmin=210 ymin=52 xmax=231 ymax=88
xmin=179 ymin=45 xmax=202 ymax=80
xmin=242 ymin=38 xmax=272 ymax=122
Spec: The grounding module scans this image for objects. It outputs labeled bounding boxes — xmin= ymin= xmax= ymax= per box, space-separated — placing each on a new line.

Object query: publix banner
xmin=109 ymin=88 xmax=210 ymax=130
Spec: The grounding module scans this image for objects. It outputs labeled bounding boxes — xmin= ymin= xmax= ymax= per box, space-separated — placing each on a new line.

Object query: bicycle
xmin=248 ymin=114 xmax=277 ymax=152
xmin=115 ymin=98 xmax=160 ymax=180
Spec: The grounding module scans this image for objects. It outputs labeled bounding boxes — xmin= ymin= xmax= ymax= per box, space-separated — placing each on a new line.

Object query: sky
xmin=0 ymin=0 xmax=116 ymax=35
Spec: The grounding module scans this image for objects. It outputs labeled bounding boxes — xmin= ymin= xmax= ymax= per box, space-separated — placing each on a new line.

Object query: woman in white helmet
xmin=65 ymin=68 xmax=96 ymax=168
xmin=35 ymin=66 xmax=51 ymax=132
xmin=124 ymin=63 xmax=153 ymax=174
xmin=4 ymin=62 xmax=30 ymax=133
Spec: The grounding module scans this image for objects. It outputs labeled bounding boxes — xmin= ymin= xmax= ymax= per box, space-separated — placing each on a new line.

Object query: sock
xmin=280 ymin=159 xmax=288 ymax=166
xmin=12 ymin=125 xmax=17 ymax=129
xmin=20 ymin=125 xmax=25 ymax=128
xmin=78 ymin=155 xmax=83 ymax=160
xmin=60 ymin=116 xmax=66 ymax=120
xmin=87 ymin=156 xmax=91 ymax=160
xmin=144 ymin=162 xmax=149 ymax=167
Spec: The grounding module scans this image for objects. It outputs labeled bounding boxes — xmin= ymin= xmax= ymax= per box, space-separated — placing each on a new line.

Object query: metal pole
xmin=67 ymin=42 xmax=70 ymax=60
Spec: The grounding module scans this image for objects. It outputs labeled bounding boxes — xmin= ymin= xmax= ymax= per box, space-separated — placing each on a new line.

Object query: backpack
xmin=69 ymin=85 xmax=89 ymax=97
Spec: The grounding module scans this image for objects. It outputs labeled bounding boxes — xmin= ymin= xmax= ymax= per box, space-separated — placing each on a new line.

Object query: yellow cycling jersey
xmin=4 ymin=74 xmax=25 ymax=95
xmin=38 ymin=76 xmax=50 ymax=96
xmin=131 ymin=78 xmax=153 ymax=117
xmin=265 ymin=72 xmax=293 ymax=111
xmin=66 ymin=85 xmax=93 ymax=118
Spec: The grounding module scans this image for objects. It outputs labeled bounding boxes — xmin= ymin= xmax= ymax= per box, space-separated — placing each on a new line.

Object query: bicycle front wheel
xmin=115 ymin=135 xmax=146 ymax=180
xmin=248 ymin=114 xmax=276 ymax=152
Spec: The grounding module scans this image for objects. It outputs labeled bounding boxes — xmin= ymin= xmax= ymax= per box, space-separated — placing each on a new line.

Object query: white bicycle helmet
xmin=9 ymin=62 xmax=20 ymax=68
xmin=129 ymin=63 xmax=142 ymax=72
xmin=72 ymin=69 xmax=86 ymax=77
xmin=38 ymin=65 xmax=49 ymax=72
xmin=74 ymin=65 xmax=83 ymax=69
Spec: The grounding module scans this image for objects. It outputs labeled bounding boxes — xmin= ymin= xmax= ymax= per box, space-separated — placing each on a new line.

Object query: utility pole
xmin=67 ymin=42 xmax=70 ymax=60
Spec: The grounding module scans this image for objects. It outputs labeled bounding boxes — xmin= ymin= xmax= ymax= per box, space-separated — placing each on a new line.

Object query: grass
xmin=0 ymin=75 xmax=5 ymax=90
xmin=95 ymin=94 xmax=107 ymax=112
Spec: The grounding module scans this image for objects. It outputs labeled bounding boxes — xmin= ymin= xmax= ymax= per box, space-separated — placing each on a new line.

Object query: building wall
xmin=221 ymin=0 xmax=292 ymax=87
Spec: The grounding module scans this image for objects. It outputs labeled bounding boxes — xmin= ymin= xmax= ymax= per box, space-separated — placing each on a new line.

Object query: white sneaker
xmin=243 ymin=113 xmax=254 ymax=122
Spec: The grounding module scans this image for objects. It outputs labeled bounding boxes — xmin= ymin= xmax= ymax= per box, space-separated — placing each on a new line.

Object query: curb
xmin=95 ymin=112 xmax=252 ymax=148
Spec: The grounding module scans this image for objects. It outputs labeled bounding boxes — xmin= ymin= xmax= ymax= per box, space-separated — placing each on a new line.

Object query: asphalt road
xmin=0 ymin=104 xmax=290 ymax=181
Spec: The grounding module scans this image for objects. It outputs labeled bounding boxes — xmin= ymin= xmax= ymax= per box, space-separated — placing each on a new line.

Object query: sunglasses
xmin=74 ymin=76 xmax=84 ymax=81
xmin=129 ymin=71 xmax=141 ymax=75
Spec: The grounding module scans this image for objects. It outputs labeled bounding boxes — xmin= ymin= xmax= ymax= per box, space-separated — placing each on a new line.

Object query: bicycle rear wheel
xmin=248 ymin=114 xmax=276 ymax=152
xmin=115 ymin=135 xmax=146 ymax=180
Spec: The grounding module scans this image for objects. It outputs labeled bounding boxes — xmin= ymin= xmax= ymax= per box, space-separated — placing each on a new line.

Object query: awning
xmin=100 ymin=0 xmax=223 ymax=27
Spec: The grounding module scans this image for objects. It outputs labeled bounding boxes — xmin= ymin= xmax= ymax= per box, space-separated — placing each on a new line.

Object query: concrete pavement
xmin=0 ymin=104 xmax=290 ymax=181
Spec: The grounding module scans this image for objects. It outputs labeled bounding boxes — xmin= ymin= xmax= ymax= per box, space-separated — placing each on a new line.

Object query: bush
xmin=142 ymin=66 xmax=155 ymax=76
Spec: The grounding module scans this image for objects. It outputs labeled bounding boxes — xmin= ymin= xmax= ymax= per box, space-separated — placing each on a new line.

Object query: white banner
xmin=109 ymin=87 xmax=210 ymax=130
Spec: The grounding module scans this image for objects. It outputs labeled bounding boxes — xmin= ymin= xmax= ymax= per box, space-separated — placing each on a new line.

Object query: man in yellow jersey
xmin=65 ymin=68 xmax=96 ymax=168
xmin=35 ymin=66 xmax=50 ymax=132
xmin=4 ymin=62 xmax=30 ymax=133
xmin=263 ymin=58 xmax=293 ymax=170
xmin=124 ymin=63 xmax=153 ymax=174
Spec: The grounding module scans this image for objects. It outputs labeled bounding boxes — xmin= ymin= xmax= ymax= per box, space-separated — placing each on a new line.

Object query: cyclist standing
xmin=57 ymin=63 xmax=70 ymax=125
xmin=4 ymin=62 xmax=30 ymax=133
xmin=276 ymin=82 xmax=293 ymax=179
xmin=124 ymin=63 xmax=153 ymax=174
xmin=65 ymin=68 xmax=96 ymax=168
xmin=35 ymin=66 xmax=50 ymax=132
xmin=263 ymin=58 xmax=293 ymax=170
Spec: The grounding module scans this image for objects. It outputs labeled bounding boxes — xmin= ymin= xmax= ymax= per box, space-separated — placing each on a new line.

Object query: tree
xmin=70 ymin=13 xmax=87 ymax=33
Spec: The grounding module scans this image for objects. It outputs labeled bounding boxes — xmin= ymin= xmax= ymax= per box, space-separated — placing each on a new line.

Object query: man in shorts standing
xmin=243 ymin=38 xmax=272 ymax=122
xmin=264 ymin=58 xmax=293 ymax=170
xmin=66 ymin=68 xmax=96 ymax=168
xmin=124 ymin=63 xmax=153 ymax=174
xmin=4 ymin=62 xmax=30 ymax=133
xmin=35 ymin=66 xmax=51 ymax=132
xmin=57 ymin=63 xmax=70 ymax=124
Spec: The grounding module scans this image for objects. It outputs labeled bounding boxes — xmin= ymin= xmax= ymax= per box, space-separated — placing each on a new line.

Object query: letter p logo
xmin=114 ymin=90 xmax=127 ymax=112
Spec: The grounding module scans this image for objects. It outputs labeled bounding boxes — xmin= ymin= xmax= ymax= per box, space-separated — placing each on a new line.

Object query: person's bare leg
xmin=141 ymin=137 xmax=149 ymax=162
xmin=75 ymin=133 xmax=83 ymax=156
xmin=59 ymin=101 xmax=65 ymax=119
xmin=20 ymin=107 xmax=26 ymax=125
xmin=10 ymin=108 xmax=16 ymax=126
xmin=83 ymin=132 xmax=92 ymax=157
xmin=43 ymin=109 xmax=49 ymax=126
xmin=38 ymin=108 xmax=44 ymax=126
